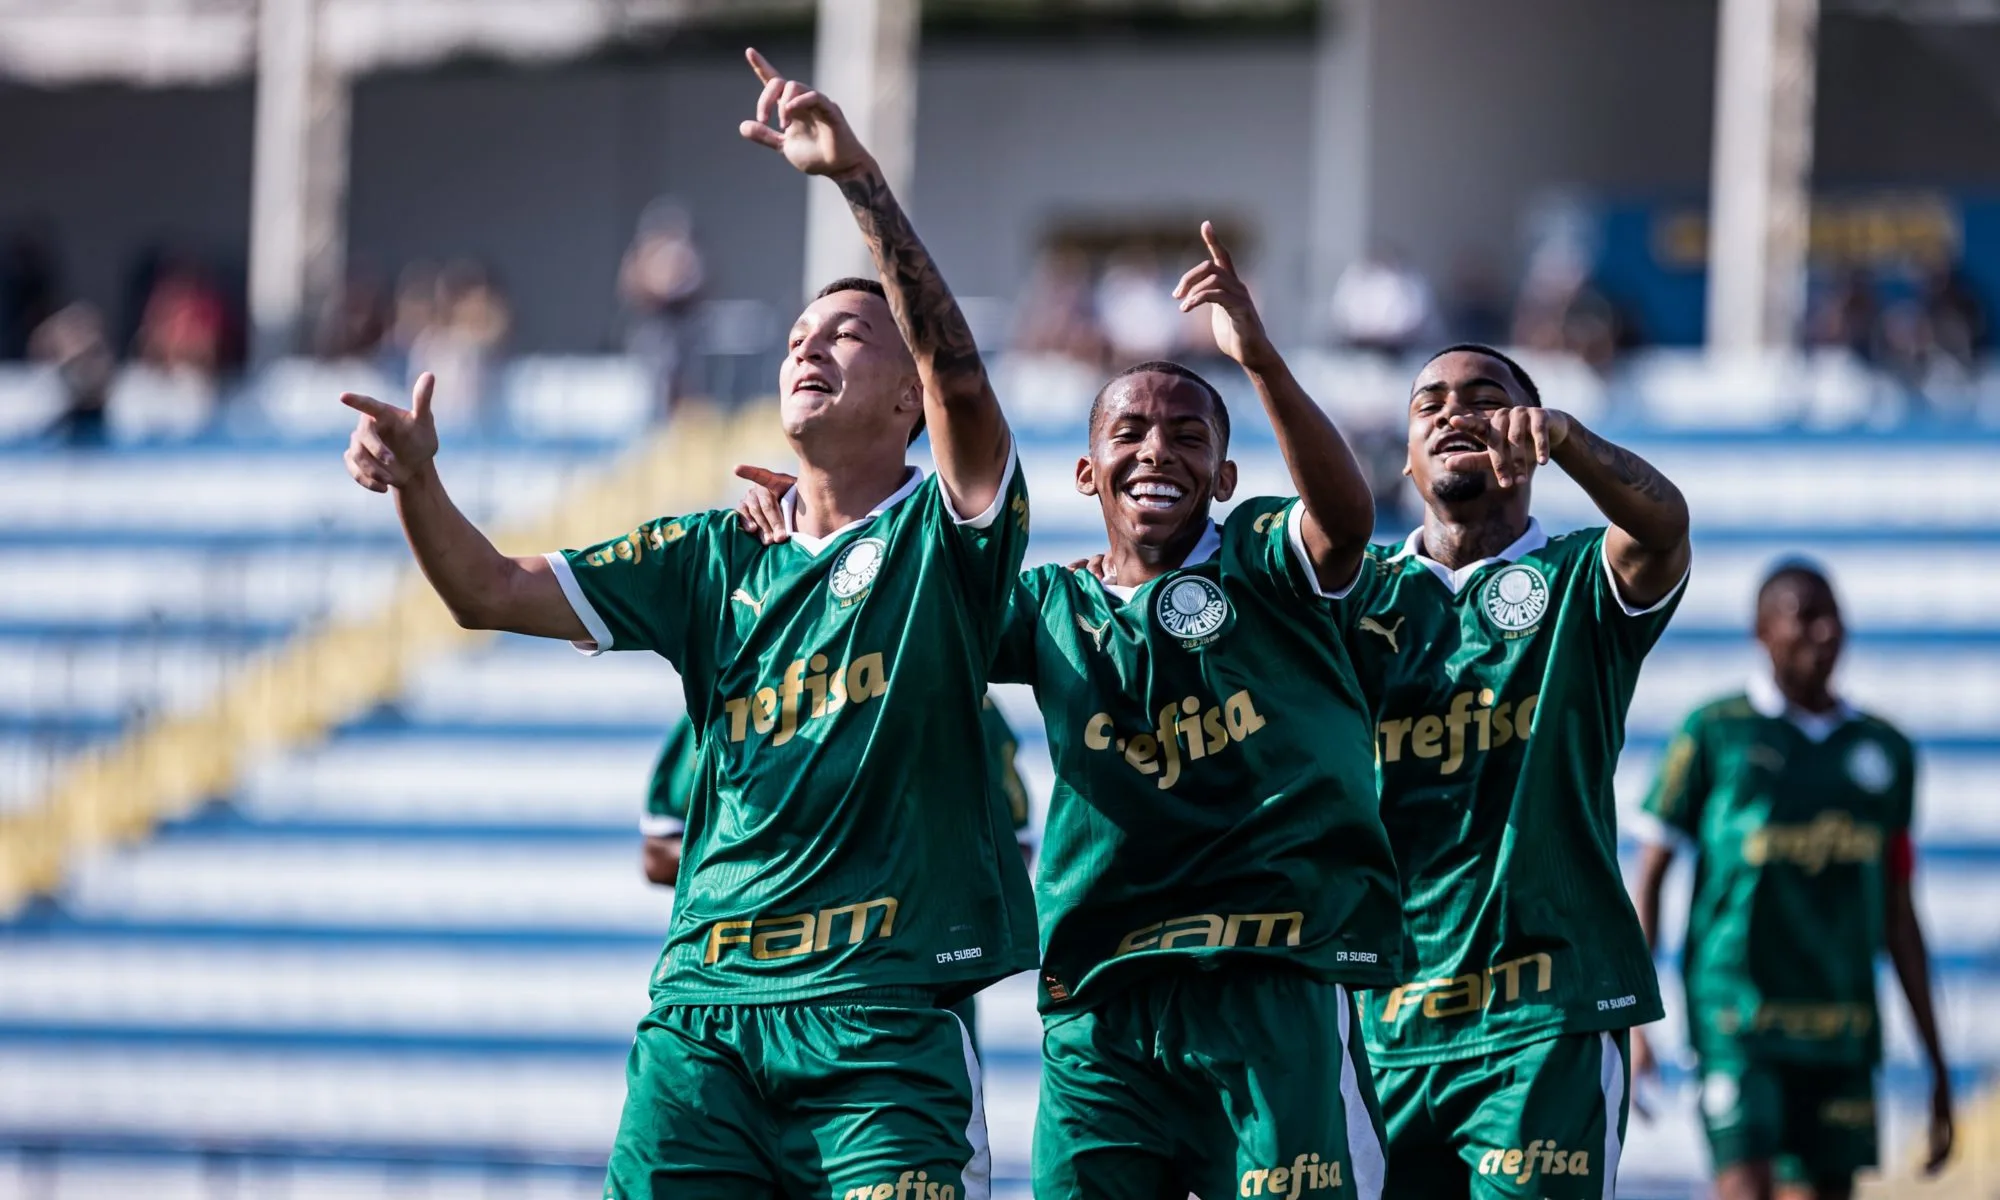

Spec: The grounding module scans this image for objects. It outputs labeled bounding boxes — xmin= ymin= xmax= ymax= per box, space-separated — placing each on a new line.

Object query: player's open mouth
xmin=1124 ymin=481 xmax=1186 ymax=510
xmin=792 ymin=376 xmax=834 ymax=395
xmin=1432 ymin=432 xmax=1483 ymax=457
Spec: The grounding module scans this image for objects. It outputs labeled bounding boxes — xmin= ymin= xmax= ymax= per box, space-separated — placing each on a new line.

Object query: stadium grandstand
xmin=4 ymin=2 xmax=2000 ymax=1198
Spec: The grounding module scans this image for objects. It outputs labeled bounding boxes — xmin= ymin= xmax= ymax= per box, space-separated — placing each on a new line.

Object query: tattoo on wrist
xmin=836 ymin=167 xmax=986 ymax=388
xmin=1572 ymin=425 xmax=1673 ymax=503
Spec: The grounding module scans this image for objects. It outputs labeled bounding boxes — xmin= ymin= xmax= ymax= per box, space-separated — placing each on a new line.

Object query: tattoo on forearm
xmin=836 ymin=167 xmax=987 ymax=392
xmin=1571 ymin=424 xmax=1675 ymax=504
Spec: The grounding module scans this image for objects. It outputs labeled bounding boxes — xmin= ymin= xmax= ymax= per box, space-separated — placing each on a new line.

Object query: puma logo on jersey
xmin=731 ymin=588 xmax=766 ymax=617
xmin=1076 ymin=615 xmax=1111 ymax=651
xmin=1359 ymin=615 xmax=1404 ymax=652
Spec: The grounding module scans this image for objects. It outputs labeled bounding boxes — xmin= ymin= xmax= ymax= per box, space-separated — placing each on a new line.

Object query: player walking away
xmin=997 ymin=225 xmax=1402 ymax=1200
xmin=338 ymin=48 xmax=1035 ymax=1200
xmin=1343 ymin=346 xmax=1692 ymax=1199
xmin=638 ymin=699 xmax=1038 ymax=1057
xmin=1630 ymin=563 xmax=1953 ymax=1200
xmin=640 ymin=718 xmax=698 ymax=887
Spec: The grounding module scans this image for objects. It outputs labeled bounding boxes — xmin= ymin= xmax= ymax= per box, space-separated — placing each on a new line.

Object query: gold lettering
xmin=1488 ymin=953 xmax=1553 ymax=1004
xmin=1491 ymin=702 xmax=1514 ymax=747
xmin=1411 ymin=715 xmax=1444 ymax=759
xmin=751 ymin=912 xmax=815 ymax=959
xmin=1442 ymin=692 xmax=1475 ymax=775
xmin=752 ymin=687 xmax=778 ymax=734
xmin=1116 ymin=923 xmax=1163 ymax=955
xmin=845 ymin=653 xmax=889 ymax=702
xmin=1176 ymin=697 xmax=1206 ymax=762
xmin=1224 ymin=690 xmax=1266 ymax=740
xmin=1203 ymin=707 xmax=1229 ymax=754
xmin=1512 ymin=694 xmax=1538 ymax=740
xmin=1223 ymin=911 xmax=1304 ymax=948
xmin=1378 ymin=718 xmax=1413 ymax=763
xmin=704 ymin=920 xmax=753 ymax=964
xmin=1156 ymin=704 xmax=1183 ymax=790
xmin=1125 ymin=734 xmax=1160 ymax=775
xmin=814 ymin=896 xmax=899 ymax=949
xmin=1158 ymin=913 xmax=1226 ymax=949
xmin=774 ymin=659 xmax=809 ymax=746
xmin=1422 ymin=973 xmax=1486 ymax=1018
xmin=1084 ymin=713 xmax=1114 ymax=750
xmin=724 ymin=697 xmax=750 ymax=743
xmin=1477 ymin=1151 xmax=1504 ymax=1176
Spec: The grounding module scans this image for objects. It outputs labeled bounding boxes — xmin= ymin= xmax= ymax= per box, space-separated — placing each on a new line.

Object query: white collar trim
xmin=781 ymin=466 xmax=924 ymax=556
xmin=1388 ymin=517 xmax=1548 ymax=596
xmin=1747 ymin=672 xmax=1857 ymax=742
xmin=1102 ymin=521 xmax=1222 ymax=601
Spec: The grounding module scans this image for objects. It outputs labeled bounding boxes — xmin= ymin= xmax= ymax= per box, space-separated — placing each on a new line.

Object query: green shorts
xmin=1699 ymin=1057 xmax=1877 ymax=1186
xmin=604 ymin=994 xmax=988 ymax=1200
xmin=1374 ymin=1031 xmax=1629 ymax=1199
xmin=1033 ymin=962 xmax=1386 ymax=1200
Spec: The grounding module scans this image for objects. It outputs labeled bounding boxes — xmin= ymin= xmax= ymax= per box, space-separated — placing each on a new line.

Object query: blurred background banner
xmin=1 ymin=1 xmax=1998 ymax=1197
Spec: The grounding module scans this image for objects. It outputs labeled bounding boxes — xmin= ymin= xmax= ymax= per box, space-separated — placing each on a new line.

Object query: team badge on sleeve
xmin=1480 ymin=563 xmax=1550 ymax=635
xmin=829 ymin=538 xmax=888 ymax=605
xmin=1155 ymin=574 xmax=1232 ymax=648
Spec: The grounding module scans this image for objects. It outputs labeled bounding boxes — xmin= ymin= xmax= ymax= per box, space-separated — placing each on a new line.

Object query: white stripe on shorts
xmin=1334 ymin=985 xmax=1385 ymax=1200
xmin=1599 ymin=1031 xmax=1626 ymax=1199
xmin=948 ymin=1010 xmax=991 ymax=1200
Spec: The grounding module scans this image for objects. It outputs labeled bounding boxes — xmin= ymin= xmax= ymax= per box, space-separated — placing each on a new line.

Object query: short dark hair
xmin=1087 ymin=360 xmax=1232 ymax=454
xmin=1757 ymin=559 xmax=1836 ymax=611
xmin=808 ymin=276 xmax=923 ymax=444
xmin=1423 ymin=343 xmax=1542 ymax=407
xmin=814 ymin=276 xmax=885 ymax=302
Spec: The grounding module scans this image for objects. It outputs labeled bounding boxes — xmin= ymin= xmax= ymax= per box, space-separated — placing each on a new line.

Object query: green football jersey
xmin=1643 ymin=681 xmax=1915 ymax=1067
xmin=1341 ymin=520 xmax=1683 ymax=1065
xmin=640 ymin=717 xmax=700 ymax=838
xmin=993 ymin=498 xmax=1403 ymax=1012
xmin=551 ymin=461 xmax=1038 ymax=1004
xmin=981 ymin=694 xmax=1034 ymax=840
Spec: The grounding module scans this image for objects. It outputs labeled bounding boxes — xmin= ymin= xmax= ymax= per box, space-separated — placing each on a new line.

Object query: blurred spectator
xmin=407 ymin=259 xmax=510 ymax=427
xmin=619 ymin=199 xmax=706 ymax=414
xmin=1924 ymin=265 xmax=1990 ymax=368
xmin=0 ymin=222 xmax=60 ymax=361
xmin=1012 ymin=248 xmax=1108 ymax=367
xmin=29 ymin=302 xmax=113 ymax=445
xmin=1512 ymin=247 xmax=1635 ymax=373
xmin=133 ymin=255 xmax=229 ymax=382
xmin=1808 ymin=267 xmax=1882 ymax=362
xmin=1329 ymin=247 xmax=1437 ymax=357
xmin=1097 ymin=249 xmax=1185 ymax=363
xmin=313 ymin=273 xmax=391 ymax=362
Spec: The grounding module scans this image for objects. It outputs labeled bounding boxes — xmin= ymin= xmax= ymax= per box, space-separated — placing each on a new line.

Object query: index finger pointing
xmin=1200 ymin=221 xmax=1234 ymax=274
xmin=340 ymin=393 xmax=399 ymax=420
xmin=745 ymin=47 xmax=780 ymax=84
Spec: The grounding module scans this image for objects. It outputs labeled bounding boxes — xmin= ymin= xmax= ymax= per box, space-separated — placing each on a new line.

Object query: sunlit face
xmin=778 ymin=290 xmax=920 ymax=444
xmin=1758 ymin=577 xmax=1845 ymax=699
xmin=1077 ymin=372 xmax=1235 ymax=551
xmin=1406 ymin=350 xmax=1530 ymax=505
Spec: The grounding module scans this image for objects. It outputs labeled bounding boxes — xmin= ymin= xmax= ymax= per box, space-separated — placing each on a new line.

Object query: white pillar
xmin=803 ymin=0 xmax=919 ymax=300
xmin=248 ymin=0 xmax=349 ymax=362
xmin=1307 ymin=0 xmax=1377 ymax=336
xmin=1705 ymin=0 xmax=1819 ymax=353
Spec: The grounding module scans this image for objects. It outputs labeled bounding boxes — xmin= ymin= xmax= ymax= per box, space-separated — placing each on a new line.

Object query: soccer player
xmin=1345 ymin=346 xmax=1692 ymax=1198
xmin=339 ymin=48 xmax=1036 ymax=1200
xmin=639 ymin=718 xmax=697 ymax=887
xmin=1630 ymin=563 xmax=1953 ymax=1200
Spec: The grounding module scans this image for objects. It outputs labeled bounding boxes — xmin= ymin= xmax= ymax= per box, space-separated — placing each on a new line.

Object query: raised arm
xmin=1886 ymin=868 xmax=1954 ymax=1173
xmin=1175 ymin=222 xmax=1372 ymax=591
xmin=737 ymin=48 xmax=1009 ymax=516
xmin=341 ymin=374 xmax=584 ymax=640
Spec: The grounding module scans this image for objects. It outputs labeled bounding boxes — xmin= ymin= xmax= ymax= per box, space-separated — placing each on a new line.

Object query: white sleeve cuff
xmin=640 ymin=815 xmax=685 ymax=839
xmin=1627 ymin=810 xmax=1691 ymax=853
xmin=544 ymin=552 xmax=615 ymax=655
xmin=1287 ymin=501 xmax=1365 ymax=600
xmin=1599 ymin=538 xmax=1689 ymax=617
xmin=942 ymin=439 xmax=1019 ymax=529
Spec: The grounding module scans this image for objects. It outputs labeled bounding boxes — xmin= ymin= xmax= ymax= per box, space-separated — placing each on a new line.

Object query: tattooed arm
xmin=1549 ymin=418 xmax=1690 ymax=607
xmin=736 ymin=48 xmax=1010 ymax=515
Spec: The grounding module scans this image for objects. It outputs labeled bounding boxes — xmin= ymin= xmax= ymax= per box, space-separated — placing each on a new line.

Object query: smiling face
xmin=1406 ymin=349 xmax=1531 ymax=507
xmin=778 ymin=289 xmax=921 ymax=449
xmin=1077 ymin=371 xmax=1236 ymax=558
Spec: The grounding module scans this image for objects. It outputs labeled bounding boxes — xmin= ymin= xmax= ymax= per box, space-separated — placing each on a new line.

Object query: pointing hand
xmin=1173 ymin=221 xmax=1275 ymax=372
xmin=736 ymin=48 xmax=871 ymax=180
xmin=341 ymin=373 xmax=439 ymax=493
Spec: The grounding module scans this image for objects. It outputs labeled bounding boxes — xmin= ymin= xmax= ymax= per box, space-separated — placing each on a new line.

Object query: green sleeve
xmin=988 ymin=570 xmax=1048 ymax=687
xmin=549 ymin=512 xmax=721 ymax=667
xmin=981 ymin=695 xmax=1032 ymax=833
xmin=642 ymin=719 xmax=700 ymax=835
xmin=1220 ymin=497 xmax=1342 ymax=613
xmin=923 ymin=449 xmax=1033 ymax=649
xmin=1642 ymin=710 xmax=1712 ymax=843
xmin=1585 ymin=526 xmax=1687 ymax=655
